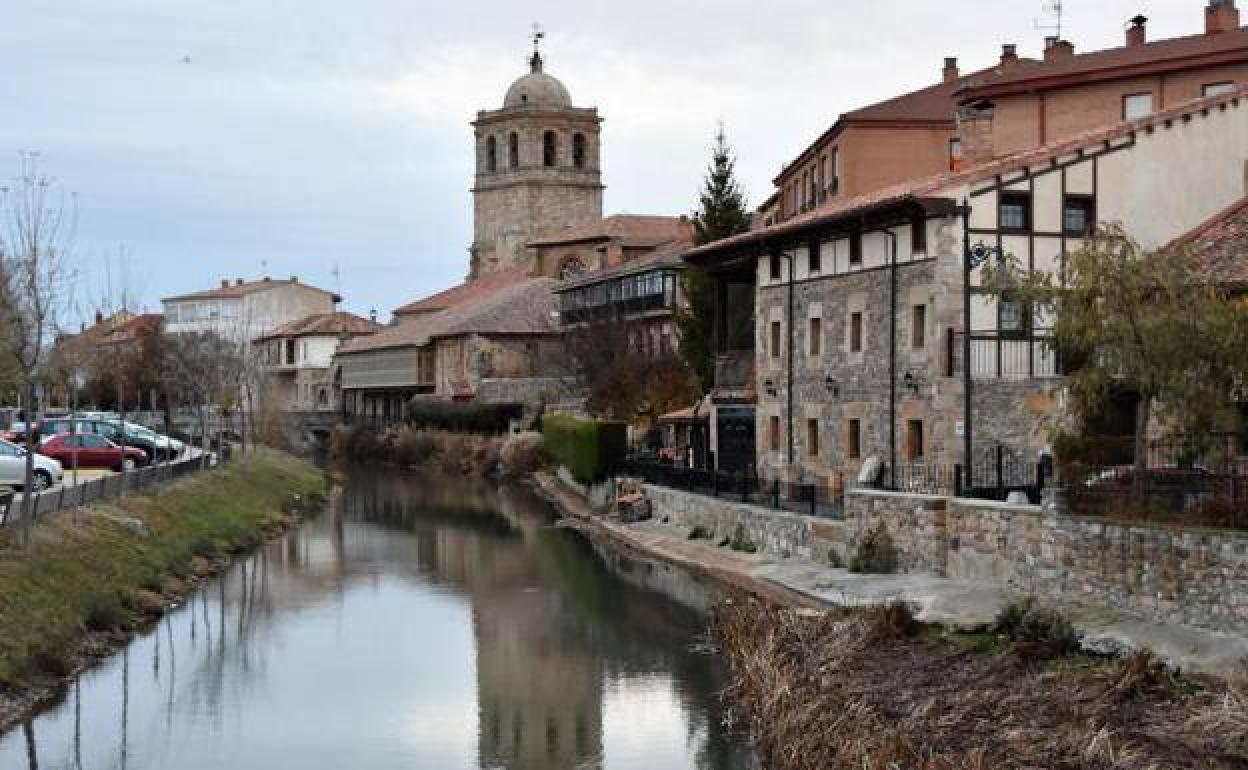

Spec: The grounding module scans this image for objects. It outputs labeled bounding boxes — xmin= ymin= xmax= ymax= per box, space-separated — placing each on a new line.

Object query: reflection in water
xmin=0 ymin=469 xmax=755 ymax=769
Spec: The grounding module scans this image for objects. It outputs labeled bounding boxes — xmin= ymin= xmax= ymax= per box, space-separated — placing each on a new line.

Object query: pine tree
xmin=678 ymin=126 xmax=751 ymax=389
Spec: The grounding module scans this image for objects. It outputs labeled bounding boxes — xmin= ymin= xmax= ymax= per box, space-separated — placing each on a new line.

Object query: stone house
xmin=956 ymin=1 xmax=1248 ymax=164
xmin=253 ymin=312 xmax=381 ymax=413
xmin=686 ymin=85 xmax=1248 ymax=492
xmin=336 ymin=278 xmax=571 ymax=419
xmin=526 ymin=215 xmax=694 ymax=280
xmin=162 ymin=276 xmax=340 ymax=344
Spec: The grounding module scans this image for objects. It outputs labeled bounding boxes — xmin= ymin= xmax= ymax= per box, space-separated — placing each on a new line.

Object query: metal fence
xmin=0 ymin=452 xmax=217 ymax=528
xmin=887 ymin=447 xmax=1048 ymax=503
xmin=620 ymin=457 xmax=844 ymax=518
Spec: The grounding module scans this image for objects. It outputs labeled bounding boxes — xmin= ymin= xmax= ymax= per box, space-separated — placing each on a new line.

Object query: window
xmin=849 ymin=312 xmax=863 ymax=353
xmin=817 ymin=156 xmax=826 ymax=201
xmin=949 ymin=138 xmax=963 ymax=171
xmin=848 ymin=419 xmax=862 ymax=460
xmin=998 ymin=192 xmax=1031 ymax=232
xmin=573 ymin=133 xmax=587 ymax=169
xmin=808 ymin=241 xmax=822 ymax=273
xmin=486 ymin=136 xmax=497 ymax=172
xmin=543 ymin=131 xmax=558 ymax=167
xmin=807 ymin=418 xmax=820 ymax=457
xmin=1062 ymin=195 xmax=1095 ymax=236
xmin=849 ymin=232 xmax=862 ymax=265
xmin=809 ymin=316 xmax=822 ymax=356
xmin=508 ymin=132 xmax=519 ymax=168
xmin=770 ymin=321 xmax=782 ymax=358
xmin=998 ymin=295 xmax=1030 ymax=338
xmin=911 ymin=216 xmax=927 ymax=255
xmin=911 ymin=304 xmax=926 ymax=350
xmin=1122 ymin=92 xmax=1154 ymax=121
xmin=905 ymin=420 xmax=925 ymax=460
xmin=769 ymin=253 xmax=781 ymax=281
xmin=1203 ymin=81 xmax=1236 ymax=97
xmin=829 ymin=148 xmax=840 ymax=194
xmin=769 ymin=416 xmax=781 ymax=451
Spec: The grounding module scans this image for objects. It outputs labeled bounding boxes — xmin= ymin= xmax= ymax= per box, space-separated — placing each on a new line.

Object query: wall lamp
xmin=823 ymin=376 xmax=840 ymax=398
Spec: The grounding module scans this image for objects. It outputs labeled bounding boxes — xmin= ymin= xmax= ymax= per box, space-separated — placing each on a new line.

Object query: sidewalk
xmin=535 ymin=472 xmax=1248 ymax=679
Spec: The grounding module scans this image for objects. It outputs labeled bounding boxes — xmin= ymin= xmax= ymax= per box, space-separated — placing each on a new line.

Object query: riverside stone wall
xmin=847 ymin=489 xmax=1248 ymax=633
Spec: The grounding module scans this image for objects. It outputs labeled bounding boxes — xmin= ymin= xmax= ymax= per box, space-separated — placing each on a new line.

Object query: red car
xmin=38 ymin=433 xmax=147 ymax=472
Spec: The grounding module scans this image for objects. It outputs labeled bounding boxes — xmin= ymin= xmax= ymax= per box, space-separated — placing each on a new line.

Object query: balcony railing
xmin=948 ymin=329 xmax=1060 ymax=380
xmin=560 ymin=292 xmax=672 ymax=325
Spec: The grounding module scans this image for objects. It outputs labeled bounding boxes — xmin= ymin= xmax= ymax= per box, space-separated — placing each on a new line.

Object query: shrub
xmin=83 ymin=592 xmax=129 ymax=632
xmin=849 ymin=524 xmax=898 ymax=574
xmin=995 ymin=598 xmax=1080 ymax=660
xmin=500 ymin=432 xmax=544 ymax=477
xmin=541 ymin=415 xmax=627 ymax=484
xmin=404 ymin=401 xmax=523 ymax=435
xmin=392 ymin=427 xmax=436 ymax=466
xmin=729 ymin=523 xmax=758 ymax=554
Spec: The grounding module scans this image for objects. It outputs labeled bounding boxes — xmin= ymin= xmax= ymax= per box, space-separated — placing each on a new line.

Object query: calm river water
xmin=0 ymin=469 xmax=756 ymax=769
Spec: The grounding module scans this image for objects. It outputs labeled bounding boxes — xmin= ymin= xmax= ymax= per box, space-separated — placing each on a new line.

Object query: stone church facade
xmin=469 ymin=50 xmax=604 ymax=278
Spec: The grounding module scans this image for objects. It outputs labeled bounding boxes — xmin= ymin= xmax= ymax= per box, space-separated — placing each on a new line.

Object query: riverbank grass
xmin=0 ymin=449 xmax=325 ymax=688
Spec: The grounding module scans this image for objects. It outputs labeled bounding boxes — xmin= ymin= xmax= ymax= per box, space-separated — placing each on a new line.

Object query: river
xmin=0 ymin=468 xmax=757 ymax=769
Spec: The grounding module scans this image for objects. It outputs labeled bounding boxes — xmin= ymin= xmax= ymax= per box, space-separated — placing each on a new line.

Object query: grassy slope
xmin=0 ymin=449 xmax=324 ymax=687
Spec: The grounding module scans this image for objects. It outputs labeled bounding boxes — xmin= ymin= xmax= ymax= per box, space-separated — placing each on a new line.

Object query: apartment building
xmin=254 ymin=312 xmax=381 ymax=412
xmin=162 ymin=276 xmax=340 ymax=343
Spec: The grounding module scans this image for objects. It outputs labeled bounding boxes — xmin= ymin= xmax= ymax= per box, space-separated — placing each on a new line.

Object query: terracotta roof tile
xmin=256 ymin=312 xmax=382 ymax=341
xmin=692 ymin=86 xmax=1248 ymax=262
xmin=164 ymin=277 xmax=338 ymax=303
xmin=527 ymin=215 xmax=693 ymax=248
xmin=959 ymin=26 xmax=1248 ymax=101
xmin=392 ymin=267 xmax=529 ymax=317
xmin=1171 ymin=196 xmax=1248 ymax=286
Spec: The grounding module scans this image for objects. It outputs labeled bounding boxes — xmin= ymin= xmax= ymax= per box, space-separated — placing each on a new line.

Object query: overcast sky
xmin=2 ymin=1 xmax=1207 ymax=324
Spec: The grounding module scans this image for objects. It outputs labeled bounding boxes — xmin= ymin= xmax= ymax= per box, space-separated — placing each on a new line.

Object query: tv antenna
xmin=1035 ymin=0 xmax=1064 ymax=40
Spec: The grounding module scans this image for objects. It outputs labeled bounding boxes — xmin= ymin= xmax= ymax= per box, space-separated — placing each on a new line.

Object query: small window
xmin=573 ymin=133 xmax=587 ymax=169
xmin=949 ymin=138 xmax=963 ymax=171
xmin=911 ymin=304 xmax=926 ymax=350
xmin=769 ymin=253 xmax=782 ymax=281
xmin=1203 ymin=81 xmax=1236 ymax=98
xmin=770 ymin=321 xmax=782 ymax=358
xmin=769 ymin=416 xmax=781 ymax=452
xmin=849 ymin=312 xmax=863 ymax=353
xmin=911 ymin=217 xmax=927 ymax=255
xmin=808 ymin=241 xmax=822 ymax=273
xmin=998 ymin=295 xmax=1030 ymax=339
xmin=849 ymin=233 xmax=862 ymax=265
xmin=486 ymin=136 xmax=497 ymax=172
xmin=829 ymin=148 xmax=840 ymax=194
xmin=508 ymin=132 xmax=519 ymax=168
xmin=806 ymin=418 xmax=820 ymax=458
xmin=998 ymin=192 xmax=1031 ymax=232
xmin=543 ymin=131 xmax=558 ymax=167
xmin=848 ymin=419 xmax=862 ymax=460
xmin=1122 ymin=92 xmax=1154 ymax=121
xmin=809 ymin=316 xmax=822 ymax=357
xmin=1062 ymin=196 xmax=1095 ymax=236
xmin=905 ymin=420 xmax=925 ymax=460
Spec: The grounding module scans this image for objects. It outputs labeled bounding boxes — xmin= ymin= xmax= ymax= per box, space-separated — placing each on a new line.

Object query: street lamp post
xmin=958 ymin=200 xmax=1005 ymax=493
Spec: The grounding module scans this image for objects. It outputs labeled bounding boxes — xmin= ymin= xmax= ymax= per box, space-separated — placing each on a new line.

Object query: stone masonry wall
xmin=847 ymin=488 xmax=1248 ymax=633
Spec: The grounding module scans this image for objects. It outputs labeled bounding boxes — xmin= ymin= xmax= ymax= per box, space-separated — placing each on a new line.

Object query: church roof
xmin=504 ymin=51 xmax=572 ymax=108
xmin=528 ymin=215 xmax=694 ymax=248
xmin=391 ymin=267 xmax=530 ymax=319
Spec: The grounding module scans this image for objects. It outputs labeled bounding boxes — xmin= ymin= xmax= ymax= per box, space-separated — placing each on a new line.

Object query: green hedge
xmin=404 ymin=401 xmax=523 ymax=435
xmin=541 ymin=415 xmax=627 ymax=484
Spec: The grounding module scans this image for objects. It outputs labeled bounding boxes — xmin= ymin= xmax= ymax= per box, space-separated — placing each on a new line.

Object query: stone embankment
xmin=0 ymin=449 xmax=329 ymax=732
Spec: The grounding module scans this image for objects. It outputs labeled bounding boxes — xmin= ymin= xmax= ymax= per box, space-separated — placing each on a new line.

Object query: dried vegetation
xmin=713 ymin=599 xmax=1248 ymax=770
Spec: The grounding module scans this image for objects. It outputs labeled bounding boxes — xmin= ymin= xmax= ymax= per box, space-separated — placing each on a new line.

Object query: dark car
xmin=38 ymin=433 xmax=147 ymax=472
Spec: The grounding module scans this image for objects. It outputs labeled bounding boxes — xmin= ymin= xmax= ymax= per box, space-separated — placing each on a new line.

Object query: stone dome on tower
xmin=504 ymin=52 xmax=572 ymax=108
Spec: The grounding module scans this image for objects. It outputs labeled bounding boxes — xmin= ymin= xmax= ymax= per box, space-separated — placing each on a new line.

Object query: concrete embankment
xmin=0 ymin=449 xmax=328 ymax=731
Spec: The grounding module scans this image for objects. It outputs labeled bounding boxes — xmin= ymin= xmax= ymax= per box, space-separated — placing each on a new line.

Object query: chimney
xmin=1127 ymin=14 xmax=1148 ymax=46
xmin=220 ymin=279 xmax=230 ymax=289
xmin=369 ymin=308 xmax=378 ymax=324
xmin=1000 ymin=43 xmax=1020 ymax=68
xmin=235 ymin=278 xmax=243 ymax=286
xmin=94 ymin=310 xmax=103 ymax=325
xmin=943 ymin=56 xmax=960 ymax=83
xmin=1044 ymin=39 xmax=1075 ymax=62
xmin=290 ymin=275 xmax=298 ymax=283
xmin=1207 ymin=0 xmax=1240 ymax=33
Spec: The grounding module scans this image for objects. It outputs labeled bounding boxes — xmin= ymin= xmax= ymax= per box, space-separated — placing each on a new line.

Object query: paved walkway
xmin=535 ymin=473 xmax=1248 ymax=679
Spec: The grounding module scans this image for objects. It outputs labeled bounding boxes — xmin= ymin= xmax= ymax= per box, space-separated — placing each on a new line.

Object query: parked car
xmin=0 ymin=437 xmax=64 ymax=491
xmin=38 ymin=433 xmax=147 ymax=472
xmin=39 ymin=418 xmax=175 ymax=464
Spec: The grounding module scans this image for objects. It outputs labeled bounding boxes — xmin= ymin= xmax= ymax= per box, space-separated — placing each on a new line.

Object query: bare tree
xmin=163 ymin=331 xmax=243 ymax=463
xmin=0 ymin=153 xmax=75 ymax=547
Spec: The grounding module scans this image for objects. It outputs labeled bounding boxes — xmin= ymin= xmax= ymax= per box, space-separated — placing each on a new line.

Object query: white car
xmin=0 ymin=437 xmax=64 ymax=491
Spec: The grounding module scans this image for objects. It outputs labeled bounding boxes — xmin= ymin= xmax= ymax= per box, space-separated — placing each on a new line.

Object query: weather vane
xmin=532 ymin=23 xmax=545 ymax=54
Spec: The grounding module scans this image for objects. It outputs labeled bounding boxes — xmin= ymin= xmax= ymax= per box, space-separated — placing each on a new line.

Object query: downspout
xmin=863 ymin=221 xmax=899 ymax=488
xmin=787 ymin=248 xmax=795 ymax=469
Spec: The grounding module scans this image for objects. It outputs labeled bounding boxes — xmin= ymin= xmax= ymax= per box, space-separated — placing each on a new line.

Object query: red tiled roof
xmin=1170 ymin=196 xmax=1248 ymax=286
xmin=99 ymin=313 xmax=162 ymax=344
xmin=164 ymin=277 xmax=339 ymax=303
xmin=691 ymin=86 xmax=1248 ymax=262
xmin=255 ymin=312 xmax=382 ymax=341
xmin=959 ymin=26 xmax=1248 ymax=102
xmin=392 ymin=267 xmax=529 ymax=318
xmin=527 ymin=215 xmax=693 ymax=249
xmin=339 ymin=278 xmax=560 ymax=355
xmin=555 ymin=239 xmax=690 ymax=292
